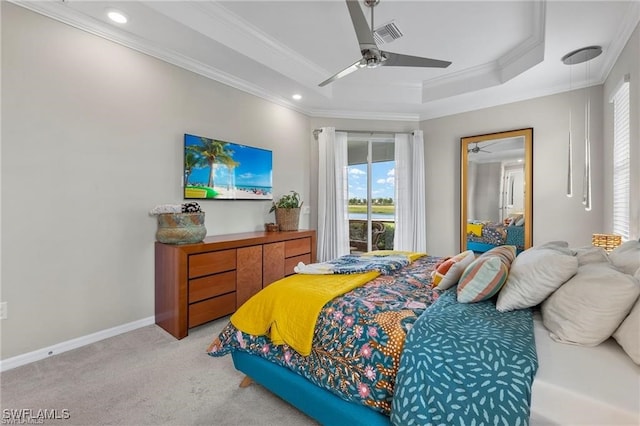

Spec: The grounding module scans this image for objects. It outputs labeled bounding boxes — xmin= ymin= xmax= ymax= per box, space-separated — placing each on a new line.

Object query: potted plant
xmin=269 ymin=191 xmax=303 ymax=231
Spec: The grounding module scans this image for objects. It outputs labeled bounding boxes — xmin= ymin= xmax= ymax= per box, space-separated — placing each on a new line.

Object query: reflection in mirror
xmin=461 ymin=128 xmax=533 ymax=254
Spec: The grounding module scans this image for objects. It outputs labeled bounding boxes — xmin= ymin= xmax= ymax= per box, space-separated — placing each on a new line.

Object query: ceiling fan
xmin=319 ymin=0 xmax=452 ymax=87
xmin=468 ymin=141 xmax=499 ymax=154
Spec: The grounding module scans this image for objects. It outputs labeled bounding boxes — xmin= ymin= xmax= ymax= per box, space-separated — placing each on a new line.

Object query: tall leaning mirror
xmin=461 ymin=128 xmax=533 ymax=254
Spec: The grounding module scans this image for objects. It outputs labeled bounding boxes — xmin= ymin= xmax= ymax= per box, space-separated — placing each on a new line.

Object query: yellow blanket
xmin=230 ymin=271 xmax=380 ymax=356
xmin=467 ymin=223 xmax=484 ymax=237
xmin=361 ymin=250 xmax=426 ymax=262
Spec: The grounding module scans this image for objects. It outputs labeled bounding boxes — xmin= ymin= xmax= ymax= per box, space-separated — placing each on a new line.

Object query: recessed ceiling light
xmin=107 ymin=10 xmax=128 ymax=24
xmin=292 ymin=94 xmax=302 ymax=101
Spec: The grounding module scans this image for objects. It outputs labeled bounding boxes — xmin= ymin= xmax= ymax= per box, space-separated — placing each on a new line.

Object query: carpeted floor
xmin=0 ymin=316 xmax=317 ymax=425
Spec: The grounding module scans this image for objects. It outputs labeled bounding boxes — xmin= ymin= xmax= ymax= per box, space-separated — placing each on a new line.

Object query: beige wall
xmin=421 ymin=86 xmax=606 ymax=256
xmin=1 ymin=3 xmax=310 ymax=359
xmin=423 ymin=21 xmax=640 ymax=256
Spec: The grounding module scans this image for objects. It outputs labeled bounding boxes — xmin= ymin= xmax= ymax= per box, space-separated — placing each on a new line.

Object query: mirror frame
xmin=460 ymin=128 xmax=533 ymax=252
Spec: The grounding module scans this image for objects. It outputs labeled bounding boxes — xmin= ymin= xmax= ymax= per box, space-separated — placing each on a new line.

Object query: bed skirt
xmin=232 ymin=351 xmax=390 ymax=426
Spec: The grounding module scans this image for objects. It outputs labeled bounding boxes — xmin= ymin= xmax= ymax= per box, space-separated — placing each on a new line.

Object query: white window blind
xmin=612 ymin=80 xmax=630 ymax=240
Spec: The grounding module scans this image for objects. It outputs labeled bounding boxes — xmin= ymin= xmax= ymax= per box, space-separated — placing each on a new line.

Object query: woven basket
xmin=156 ymin=212 xmax=206 ymax=244
xmin=592 ymin=233 xmax=622 ymax=253
xmin=274 ymin=208 xmax=300 ymax=231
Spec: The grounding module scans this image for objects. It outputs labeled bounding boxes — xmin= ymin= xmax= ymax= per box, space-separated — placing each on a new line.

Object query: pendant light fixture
xmin=561 ymin=45 xmax=602 ymax=211
xmin=565 ymin=61 xmax=574 ymax=197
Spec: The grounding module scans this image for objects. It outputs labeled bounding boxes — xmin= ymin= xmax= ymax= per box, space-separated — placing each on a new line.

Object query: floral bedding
xmin=468 ymin=222 xmax=525 ymax=250
xmin=207 ymin=255 xmax=441 ymax=415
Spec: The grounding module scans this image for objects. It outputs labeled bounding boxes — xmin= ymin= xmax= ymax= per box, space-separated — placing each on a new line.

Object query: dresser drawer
xmin=188 ymin=293 xmax=236 ymax=328
xmin=189 ymin=249 xmax=236 ymax=278
xmin=284 ymin=253 xmax=311 ymax=276
xmin=189 ymin=271 xmax=236 ymax=303
xmin=284 ymin=238 xmax=311 ymax=258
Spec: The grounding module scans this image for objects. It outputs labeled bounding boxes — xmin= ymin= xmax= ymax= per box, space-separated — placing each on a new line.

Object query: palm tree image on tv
xmin=184 ymin=134 xmax=273 ymax=200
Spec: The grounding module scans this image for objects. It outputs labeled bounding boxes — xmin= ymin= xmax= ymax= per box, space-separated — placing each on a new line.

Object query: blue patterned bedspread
xmin=391 ymin=289 xmax=538 ymax=426
xmin=294 ymin=253 xmax=415 ymax=275
xmin=208 ymin=256 xmax=441 ymax=416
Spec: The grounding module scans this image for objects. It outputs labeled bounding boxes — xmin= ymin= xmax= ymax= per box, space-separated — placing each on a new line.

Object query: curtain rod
xmin=312 ymin=128 xmax=415 ymax=139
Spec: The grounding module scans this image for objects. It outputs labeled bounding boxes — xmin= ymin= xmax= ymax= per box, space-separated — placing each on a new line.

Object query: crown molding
xmin=421 ymin=0 xmax=545 ymax=103
xmin=597 ymin=1 xmax=640 ymax=82
xmin=8 ymin=0 xmax=636 ymax=124
xmin=9 ymin=0 xmax=314 ymax=117
xmin=307 ymin=109 xmax=420 ymax=122
xmin=144 ymin=1 xmax=330 ymax=96
xmin=497 ymin=0 xmax=546 ymax=82
xmin=8 ymin=1 xmax=417 ymax=123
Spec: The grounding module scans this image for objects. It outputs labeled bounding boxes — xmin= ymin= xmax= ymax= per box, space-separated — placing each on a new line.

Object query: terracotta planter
xmin=156 ymin=212 xmax=206 ymax=244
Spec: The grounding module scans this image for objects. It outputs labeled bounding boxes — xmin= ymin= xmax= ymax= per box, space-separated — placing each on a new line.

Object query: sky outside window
xmin=348 ymin=161 xmax=395 ymax=201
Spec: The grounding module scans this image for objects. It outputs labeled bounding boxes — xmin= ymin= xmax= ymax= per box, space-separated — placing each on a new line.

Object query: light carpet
xmin=0 ymin=316 xmax=317 ymax=425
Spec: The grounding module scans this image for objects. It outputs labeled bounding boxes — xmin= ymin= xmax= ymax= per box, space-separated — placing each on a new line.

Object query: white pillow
xmin=432 ymin=250 xmax=475 ymax=290
xmin=613 ymin=295 xmax=640 ymax=365
xmin=496 ymin=246 xmax=578 ymax=312
xmin=609 ymin=240 xmax=640 ymax=275
xmin=541 ymin=263 xmax=640 ymax=346
xmin=574 ymin=246 xmax=610 ymax=266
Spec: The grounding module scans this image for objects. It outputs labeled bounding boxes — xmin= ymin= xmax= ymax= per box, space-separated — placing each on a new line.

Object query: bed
xmin=207 ymin=242 xmax=640 ymax=425
xmin=530 ymin=311 xmax=640 ymax=425
xmin=207 ymin=252 xmax=540 ymax=424
xmin=467 ymin=221 xmax=525 ymax=253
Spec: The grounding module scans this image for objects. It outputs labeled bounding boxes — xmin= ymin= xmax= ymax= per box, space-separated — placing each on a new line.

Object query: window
xmin=611 ymin=78 xmax=630 ymax=240
xmin=347 ymin=134 xmax=395 ymax=252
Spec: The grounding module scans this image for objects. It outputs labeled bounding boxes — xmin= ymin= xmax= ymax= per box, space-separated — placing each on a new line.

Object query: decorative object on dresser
xmin=270 ymin=191 xmax=303 ymax=231
xmin=150 ymin=202 xmax=206 ymax=244
xmin=264 ymin=223 xmax=279 ymax=232
xmin=155 ymin=230 xmax=316 ymax=339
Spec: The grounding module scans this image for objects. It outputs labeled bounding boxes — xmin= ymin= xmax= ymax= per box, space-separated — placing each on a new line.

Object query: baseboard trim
xmin=0 ymin=316 xmax=155 ymax=372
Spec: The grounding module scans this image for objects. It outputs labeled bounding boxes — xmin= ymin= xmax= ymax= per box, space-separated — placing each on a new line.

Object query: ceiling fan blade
xmin=381 ymin=51 xmax=451 ymax=68
xmin=345 ymin=0 xmax=377 ymax=52
xmin=319 ymin=59 xmax=363 ymax=87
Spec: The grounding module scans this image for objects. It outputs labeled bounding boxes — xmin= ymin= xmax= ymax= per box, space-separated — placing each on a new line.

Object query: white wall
xmin=421 ymin=86 xmax=605 ymax=256
xmin=1 ymin=3 xmax=310 ymax=359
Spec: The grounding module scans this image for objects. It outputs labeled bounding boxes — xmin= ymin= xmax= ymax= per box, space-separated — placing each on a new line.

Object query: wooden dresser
xmin=155 ymin=230 xmax=316 ymax=339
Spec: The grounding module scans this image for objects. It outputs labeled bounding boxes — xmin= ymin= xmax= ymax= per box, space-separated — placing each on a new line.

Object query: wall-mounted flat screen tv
xmin=184 ymin=133 xmax=273 ymax=200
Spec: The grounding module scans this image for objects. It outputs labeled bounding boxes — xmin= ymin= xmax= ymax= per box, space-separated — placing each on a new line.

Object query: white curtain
xmin=394 ymin=131 xmax=427 ymax=252
xmin=317 ymin=128 xmax=350 ymax=261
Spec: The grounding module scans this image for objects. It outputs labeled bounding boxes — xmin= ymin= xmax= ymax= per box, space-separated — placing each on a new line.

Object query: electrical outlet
xmin=302 ymin=205 xmax=311 ymax=215
xmin=0 ymin=302 xmax=7 ymax=320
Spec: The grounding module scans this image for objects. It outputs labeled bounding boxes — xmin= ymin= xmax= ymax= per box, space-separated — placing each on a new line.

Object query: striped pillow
xmin=479 ymin=244 xmax=517 ymax=265
xmin=457 ymin=245 xmax=516 ymax=303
